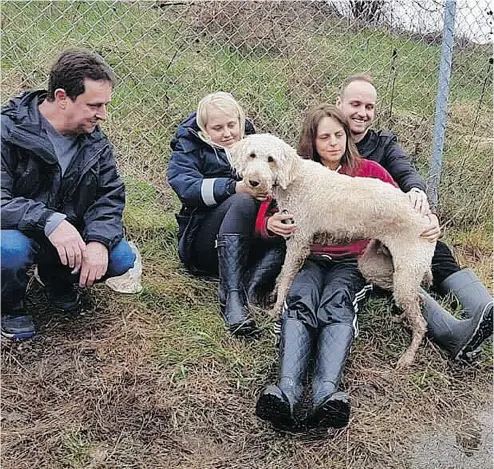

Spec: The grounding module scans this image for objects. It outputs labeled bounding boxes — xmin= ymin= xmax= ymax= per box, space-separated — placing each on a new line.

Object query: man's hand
xmin=79 ymin=242 xmax=109 ymax=287
xmin=236 ymin=180 xmax=270 ymax=201
xmin=420 ymin=213 xmax=441 ymax=243
xmin=407 ymin=188 xmax=430 ymax=215
xmin=267 ymin=212 xmax=297 ymax=238
xmin=48 ymin=220 xmax=86 ymax=274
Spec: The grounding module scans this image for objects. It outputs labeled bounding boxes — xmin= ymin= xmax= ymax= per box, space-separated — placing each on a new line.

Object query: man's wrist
xmin=44 ymin=213 xmax=67 ymax=237
xmin=84 ymin=235 xmax=111 ymax=249
xmin=87 ymin=240 xmax=108 ymax=249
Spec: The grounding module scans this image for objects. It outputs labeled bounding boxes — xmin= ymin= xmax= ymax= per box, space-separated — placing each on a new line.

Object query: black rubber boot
xmin=437 ymin=269 xmax=493 ymax=360
xmin=245 ymin=243 xmax=285 ymax=306
xmin=216 ymin=234 xmax=258 ymax=337
xmin=256 ymin=318 xmax=313 ymax=430
xmin=308 ymin=324 xmax=354 ymax=429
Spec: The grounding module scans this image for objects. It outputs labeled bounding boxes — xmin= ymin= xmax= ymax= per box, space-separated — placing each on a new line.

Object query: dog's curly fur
xmin=230 ymin=134 xmax=436 ymax=368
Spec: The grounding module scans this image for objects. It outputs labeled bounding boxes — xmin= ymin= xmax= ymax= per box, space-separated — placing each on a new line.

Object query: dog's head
xmin=229 ymin=133 xmax=301 ymax=192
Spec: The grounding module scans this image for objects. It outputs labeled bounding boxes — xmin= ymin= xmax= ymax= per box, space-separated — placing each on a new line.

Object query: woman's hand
xmin=236 ymin=180 xmax=269 ymax=201
xmin=420 ymin=213 xmax=441 ymax=243
xmin=266 ymin=212 xmax=297 ymax=238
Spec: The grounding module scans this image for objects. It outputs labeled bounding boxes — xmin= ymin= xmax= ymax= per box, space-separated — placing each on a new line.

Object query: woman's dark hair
xmin=47 ymin=49 xmax=117 ymax=101
xmin=297 ymin=104 xmax=361 ymax=173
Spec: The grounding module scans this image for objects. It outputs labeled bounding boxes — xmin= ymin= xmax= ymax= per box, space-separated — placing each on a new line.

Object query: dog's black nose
xmin=249 ymin=180 xmax=260 ymax=187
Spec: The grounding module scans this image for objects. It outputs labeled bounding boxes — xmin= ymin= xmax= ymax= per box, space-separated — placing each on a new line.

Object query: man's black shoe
xmin=45 ymin=285 xmax=81 ymax=312
xmin=1 ymin=304 xmax=36 ymax=340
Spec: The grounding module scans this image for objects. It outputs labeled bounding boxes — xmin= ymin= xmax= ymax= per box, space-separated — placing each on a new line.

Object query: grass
xmin=1 ymin=2 xmax=493 ymax=468
xmin=2 ymin=2 xmax=492 ymax=197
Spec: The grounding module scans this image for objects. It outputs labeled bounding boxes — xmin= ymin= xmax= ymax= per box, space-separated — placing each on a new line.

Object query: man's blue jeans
xmin=1 ymin=230 xmax=136 ymax=309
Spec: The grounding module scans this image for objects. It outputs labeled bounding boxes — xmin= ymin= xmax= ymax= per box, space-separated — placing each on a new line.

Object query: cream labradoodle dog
xmin=230 ymin=134 xmax=436 ymax=368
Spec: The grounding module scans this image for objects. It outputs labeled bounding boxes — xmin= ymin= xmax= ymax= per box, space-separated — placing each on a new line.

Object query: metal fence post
xmin=427 ymin=0 xmax=457 ymax=210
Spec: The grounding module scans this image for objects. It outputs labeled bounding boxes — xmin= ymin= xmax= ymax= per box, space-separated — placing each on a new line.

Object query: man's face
xmin=336 ymin=80 xmax=377 ymax=142
xmin=61 ymin=78 xmax=113 ymax=135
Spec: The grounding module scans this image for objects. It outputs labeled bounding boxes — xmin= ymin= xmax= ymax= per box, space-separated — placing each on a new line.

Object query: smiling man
xmin=336 ymin=75 xmax=428 ymax=204
xmin=1 ymin=49 xmax=136 ymax=340
xmin=336 ymin=74 xmax=493 ymax=361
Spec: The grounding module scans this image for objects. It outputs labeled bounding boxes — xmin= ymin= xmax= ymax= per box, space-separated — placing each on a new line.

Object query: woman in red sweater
xmin=256 ymin=104 xmax=397 ymax=431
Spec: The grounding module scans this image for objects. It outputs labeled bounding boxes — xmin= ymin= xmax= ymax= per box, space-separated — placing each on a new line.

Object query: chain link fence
xmin=1 ymin=0 xmax=492 ymax=227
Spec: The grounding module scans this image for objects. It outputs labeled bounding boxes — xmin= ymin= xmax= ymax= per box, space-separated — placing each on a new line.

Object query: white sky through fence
xmin=329 ymin=0 xmax=492 ymax=44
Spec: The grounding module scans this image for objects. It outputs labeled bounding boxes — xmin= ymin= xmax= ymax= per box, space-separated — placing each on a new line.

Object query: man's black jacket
xmin=1 ymin=90 xmax=125 ymax=249
xmin=356 ymin=129 xmax=426 ymax=194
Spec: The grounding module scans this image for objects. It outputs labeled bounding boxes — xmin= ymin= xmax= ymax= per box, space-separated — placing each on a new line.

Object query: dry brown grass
xmin=1 ymin=243 xmax=492 ymax=469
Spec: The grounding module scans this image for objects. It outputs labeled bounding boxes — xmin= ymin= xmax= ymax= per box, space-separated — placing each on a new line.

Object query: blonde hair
xmin=196 ymin=92 xmax=246 ymax=144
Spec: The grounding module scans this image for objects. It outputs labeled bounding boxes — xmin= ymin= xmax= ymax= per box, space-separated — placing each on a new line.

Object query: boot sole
xmin=49 ymin=301 xmax=82 ymax=314
xmin=310 ymin=396 xmax=350 ymax=429
xmin=229 ymin=319 xmax=259 ymax=338
xmin=256 ymin=391 xmax=296 ymax=430
xmin=455 ymin=304 xmax=493 ymax=361
xmin=1 ymin=329 xmax=36 ymax=341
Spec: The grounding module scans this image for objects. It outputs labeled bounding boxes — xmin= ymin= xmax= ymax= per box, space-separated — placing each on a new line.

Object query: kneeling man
xmin=1 ymin=49 xmax=136 ymax=340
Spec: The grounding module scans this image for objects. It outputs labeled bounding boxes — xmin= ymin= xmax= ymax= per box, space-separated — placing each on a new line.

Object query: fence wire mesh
xmin=1 ymin=0 xmax=492 ymax=227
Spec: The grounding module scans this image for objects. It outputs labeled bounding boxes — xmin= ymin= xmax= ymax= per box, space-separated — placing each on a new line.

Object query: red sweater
xmin=255 ymin=159 xmax=398 ymax=258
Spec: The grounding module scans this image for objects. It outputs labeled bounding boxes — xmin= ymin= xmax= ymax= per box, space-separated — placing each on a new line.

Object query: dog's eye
xmin=267 ymin=156 xmax=274 ymax=163
xmin=249 ymin=153 xmax=256 ymax=159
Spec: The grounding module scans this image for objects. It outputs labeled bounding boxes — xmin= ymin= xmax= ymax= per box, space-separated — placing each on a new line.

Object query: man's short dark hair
xmin=339 ymin=74 xmax=374 ymax=98
xmin=47 ymin=49 xmax=117 ymax=101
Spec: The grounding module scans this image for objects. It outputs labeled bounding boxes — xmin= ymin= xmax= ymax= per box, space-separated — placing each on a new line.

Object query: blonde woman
xmin=167 ymin=92 xmax=285 ymax=337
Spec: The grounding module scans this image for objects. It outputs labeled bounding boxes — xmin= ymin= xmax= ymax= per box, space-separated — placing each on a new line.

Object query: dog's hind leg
xmin=390 ymin=250 xmax=428 ymax=369
xmin=395 ymin=300 xmax=427 ymax=369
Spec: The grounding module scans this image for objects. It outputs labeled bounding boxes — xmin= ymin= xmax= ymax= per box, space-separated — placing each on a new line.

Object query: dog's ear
xmin=228 ymin=139 xmax=247 ymax=174
xmin=276 ymin=140 xmax=300 ymax=189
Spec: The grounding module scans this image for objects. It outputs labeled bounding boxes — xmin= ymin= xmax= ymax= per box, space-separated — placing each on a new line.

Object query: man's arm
xmin=380 ymin=133 xmax=437 ymax=215
xmin=380 ymin=133 xmax=426 ymax=194
xmin=1 ymin=143 xmax=56 ymax=231
xmin=79 ymin=144 xmax=124 ymax=287
xmin=82 ymin=144 xmax=125 ymax=250
xmin=374 ymin=135 xmax=440 ymax=241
